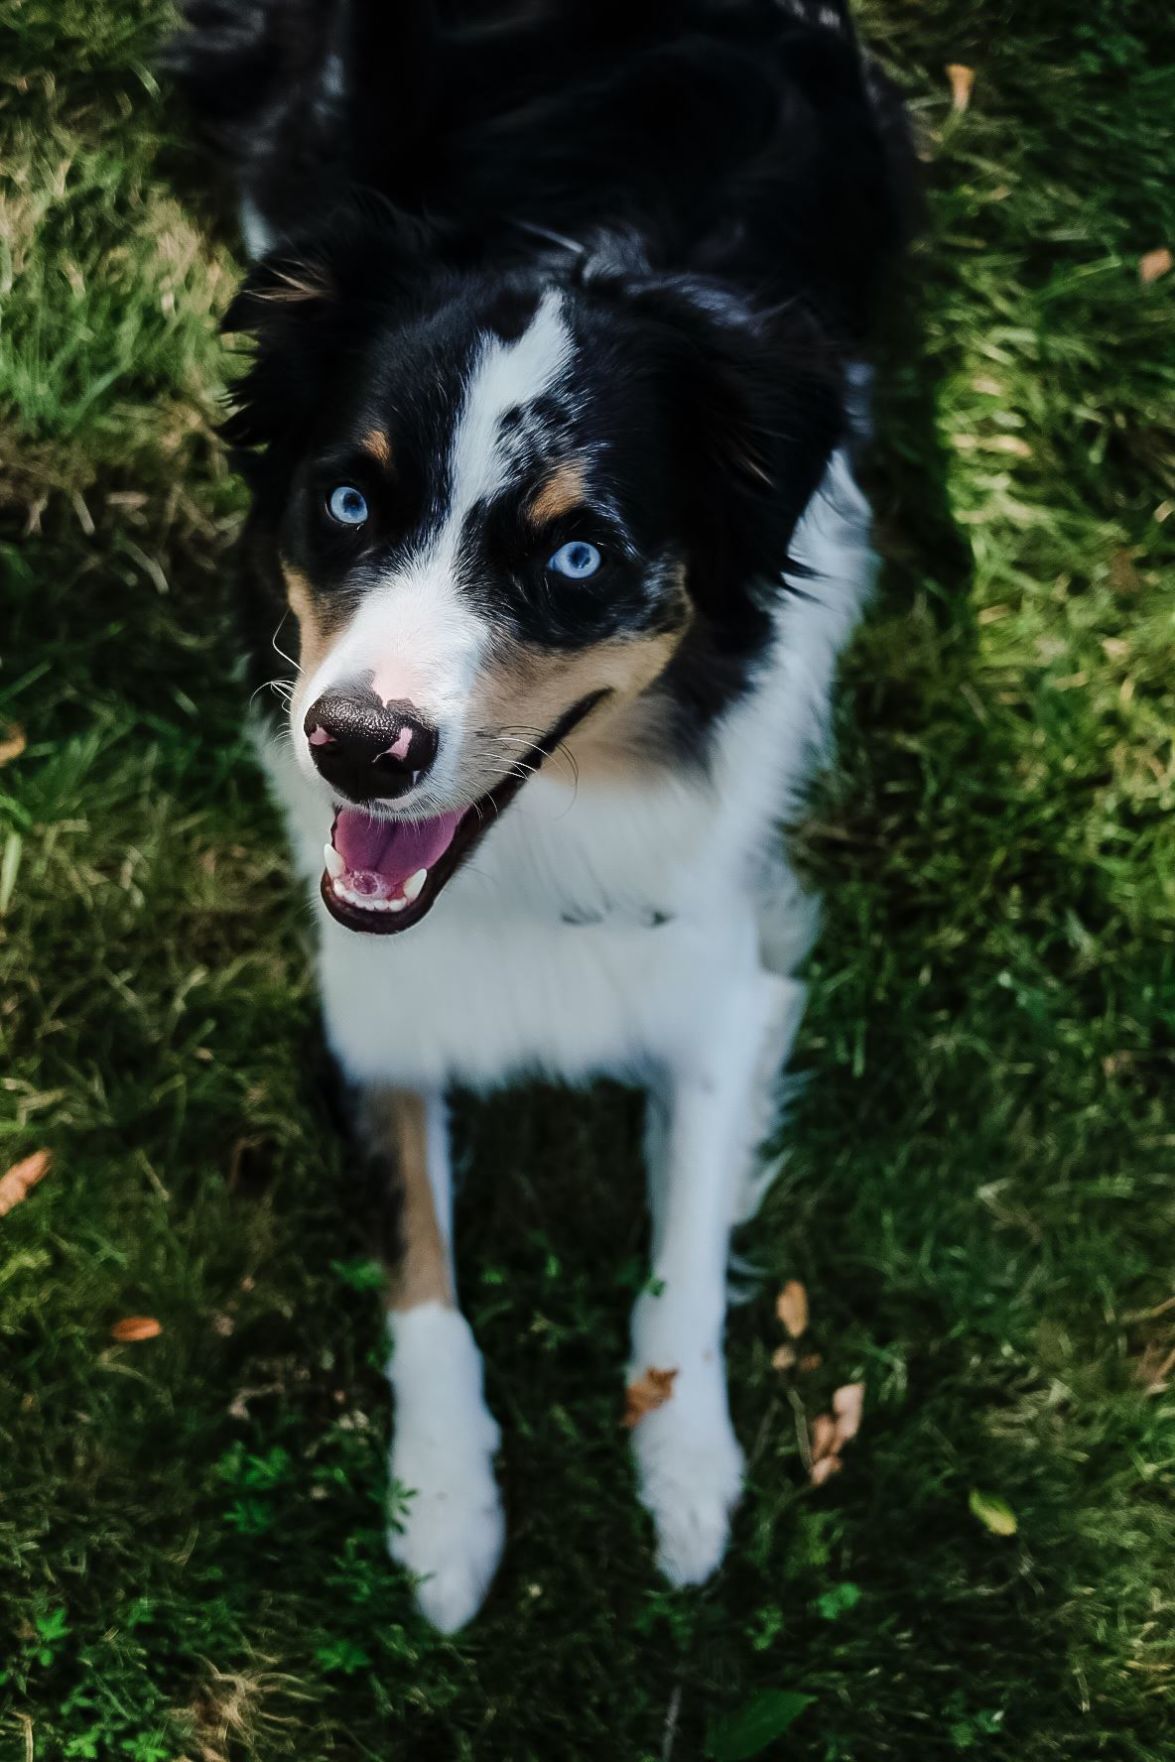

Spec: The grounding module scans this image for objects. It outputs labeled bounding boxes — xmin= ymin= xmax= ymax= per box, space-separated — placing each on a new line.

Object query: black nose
xmin=304 ymin=690 xmax=439 ymax=802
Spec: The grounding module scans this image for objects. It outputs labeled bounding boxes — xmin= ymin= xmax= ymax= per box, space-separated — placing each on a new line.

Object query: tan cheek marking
xmin=281 ymin=564 xmax=329 ymax=688
xmin=469 ymin=613 xmax=690 ymax=787
xmin=525 ymin=459 xmax=588 ymax=527
xmin=471 ymin=566 xmax=691 ymax=735
xmin=360 ymin=1089 xmax=453 ymax=1313
xmin=563 ymin=629 xmax=689 ymax=783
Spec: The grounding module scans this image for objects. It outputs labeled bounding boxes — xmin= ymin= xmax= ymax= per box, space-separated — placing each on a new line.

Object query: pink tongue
xmin=333 ymin=807 xmax=464 ymax=886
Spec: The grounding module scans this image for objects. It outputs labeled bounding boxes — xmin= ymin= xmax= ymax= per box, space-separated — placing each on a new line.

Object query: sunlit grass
xmin=2 ymin=0 xmax=1173 ymax=1755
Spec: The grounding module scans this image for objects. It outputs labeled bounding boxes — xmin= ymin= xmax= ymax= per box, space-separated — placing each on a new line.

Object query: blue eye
xmin=547 ymin=540 xmax=602 ymax=580
xmin=327 ymin=485 xmax=369 ymax=526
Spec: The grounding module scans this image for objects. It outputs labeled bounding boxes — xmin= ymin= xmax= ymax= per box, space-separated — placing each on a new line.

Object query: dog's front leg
xmin=361 ymin=1085 xmax=503 ymax=1632
xmin=629 ymin=974 xmax=792 ymax=1585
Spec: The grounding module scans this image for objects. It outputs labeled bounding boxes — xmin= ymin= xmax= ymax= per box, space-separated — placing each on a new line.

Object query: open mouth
xmin=318 ymin=691 xmax=607 ymax=934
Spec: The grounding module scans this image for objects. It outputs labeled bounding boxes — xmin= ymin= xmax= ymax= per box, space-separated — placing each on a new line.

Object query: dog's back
xmin=170 ymin=0 xmax=913 ymax=329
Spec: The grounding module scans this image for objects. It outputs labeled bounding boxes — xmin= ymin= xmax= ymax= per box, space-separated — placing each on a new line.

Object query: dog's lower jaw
xmin=386 ymin=1303 xmax=504 ymax=1633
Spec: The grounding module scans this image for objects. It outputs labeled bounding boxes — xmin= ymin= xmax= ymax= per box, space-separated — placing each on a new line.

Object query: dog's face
xmin=227 ymin=229 xmax=842 ymax=932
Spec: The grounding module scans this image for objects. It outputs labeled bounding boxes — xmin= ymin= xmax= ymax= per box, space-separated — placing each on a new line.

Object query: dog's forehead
xmin=335 ymin=284 xmax=675 ymax=549
xmin=357 ymin=287 xmax=571 ymax=438
xmin=326 ymin=287 xmax=692 ymax=585
xmin=448 ymin=289 xmax=576 ymax=502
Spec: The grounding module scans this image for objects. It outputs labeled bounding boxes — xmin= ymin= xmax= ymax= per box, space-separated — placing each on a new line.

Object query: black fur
xmin=169 ymin=0 xmax=915 ymax=746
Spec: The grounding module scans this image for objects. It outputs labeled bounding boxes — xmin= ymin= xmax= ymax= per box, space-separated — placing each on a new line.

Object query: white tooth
xmin=402 ymin=868 xmax=428 ymax=902
xmin=323 ymin=842 xmax=344 ymax=880
xmin=337 ymin=884 xmax=391 ymax=912
xmin=388 ymin=897 xmax=407 ymax=912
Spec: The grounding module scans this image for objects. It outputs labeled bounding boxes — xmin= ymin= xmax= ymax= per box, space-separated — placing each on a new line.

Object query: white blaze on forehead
xmin=443 ymin=289 xmax=574 ymax=531
xmin=297 ymin=294 xmax=575 ymax=788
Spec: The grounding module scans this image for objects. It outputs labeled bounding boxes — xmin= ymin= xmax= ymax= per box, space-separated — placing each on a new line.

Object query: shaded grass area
xmin=2 ymin=0 xmax=1174 ymax=1755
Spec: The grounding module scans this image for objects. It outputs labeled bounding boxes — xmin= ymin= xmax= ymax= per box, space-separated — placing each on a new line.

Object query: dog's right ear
xmin=220 ymin=207 xmax=439 ymax=451
xmin=219 ymin=250 xmax=346 ymax=452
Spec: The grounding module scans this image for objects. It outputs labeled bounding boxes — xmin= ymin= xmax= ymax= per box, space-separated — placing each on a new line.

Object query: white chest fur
xmin=259 ymin=447 xmax=875 ymax=1092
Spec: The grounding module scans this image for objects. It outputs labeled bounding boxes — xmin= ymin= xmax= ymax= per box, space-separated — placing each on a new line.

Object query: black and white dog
xmin=170 ymin=0 xmax=913 ymax=1630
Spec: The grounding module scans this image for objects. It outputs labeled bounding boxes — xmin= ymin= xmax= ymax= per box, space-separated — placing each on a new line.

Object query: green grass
xmin=2 ymin=0 xmax=1174 ymax=1755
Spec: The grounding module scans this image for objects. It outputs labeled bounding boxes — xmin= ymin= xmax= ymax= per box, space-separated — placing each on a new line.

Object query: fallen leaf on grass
xmin=110 ymin=1316 xmax=163 ymax=1343
xmin=0 ymin=724 xmax=26 ymax=767
xmin=623 ymin=1365 xmax=677 ymax=1427
xmin=946 ymin=63 xmax=975 ymax=112
xmin=806 ymin=1384 xmax=866 ymax=1487
xmin=776 ymin=1279 xmax=808 ymax=1338
xmin=771 ymin=1343 xmax=797 ymax=1372
xmin=809 ymin=1413 xmax=839 ymax=1462
xmin=969 ymin=1489 xmax=1018 ymax=1536
xmin=0 ymin=1149 xmax=52 ymax=1217
xmin=1139 ymin=247 xmax=1172 ymax=285
xmin=797 ymin=1351 xmax=823 ymax=1374
xmin=832 ymin=1382 xmax=865 ymax=1444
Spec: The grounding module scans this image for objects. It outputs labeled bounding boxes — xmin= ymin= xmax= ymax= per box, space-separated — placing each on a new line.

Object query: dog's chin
xmin=317 ymin=690 xmax=610 ymax=935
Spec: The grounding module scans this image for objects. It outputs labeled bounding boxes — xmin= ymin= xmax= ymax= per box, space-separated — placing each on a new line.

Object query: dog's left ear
xmin=573 ymin=247 xmax=845 ymax=625
xmin=606 ymin=270 xmax=846 ymax=626
xmin=665 ymin=283 xmax=842 ymax=570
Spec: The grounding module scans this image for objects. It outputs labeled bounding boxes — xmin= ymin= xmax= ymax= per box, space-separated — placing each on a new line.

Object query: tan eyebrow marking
xmin=526 ymin=459 xmax=588 ymax=526
xmin=360 ymin=428 xmax=394 ymax=469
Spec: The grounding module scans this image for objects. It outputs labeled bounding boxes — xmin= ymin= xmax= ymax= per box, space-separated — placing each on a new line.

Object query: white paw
xmin=389 ymin=1433 xmax=504 ymax=1633
xmin=630 ymin=1366 xmax=745 ymax=1586
xmin=386 ymin=1304 xmax=504 ymax=1632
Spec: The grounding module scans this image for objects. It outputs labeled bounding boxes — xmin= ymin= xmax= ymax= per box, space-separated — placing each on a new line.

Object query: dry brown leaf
xmin=810 ymin=1453 xmax=843 ymax=1488
xmin=809 ymin=1412 xmax=839 ymax=1463
xmin=771 ymin=1343 xmax=797 ymax=1372
xmin=1139 ymin=247 xmax=1172 ymax=285
xmin=0 ymin=1148 xmax=52 ymax=1217
xmin=776 ymin=1279 xmax=809 ymax=1339
xmin=111 ymin=1316 xmax=163 ymax=1343
xmin=797 ymin=1352 xmax=823 ymax=1374
xmin=946 ymin=63 xmax=975 ymax=112
xmin=623 ymin=1365 xmax=678 ymax=1427
xmin=832 ymin=1382 xmax=865 ymax=1446
xmin=0 ymin=724 xmax=27 ymax=767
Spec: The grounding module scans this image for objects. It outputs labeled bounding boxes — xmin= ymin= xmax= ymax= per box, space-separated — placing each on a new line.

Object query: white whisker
xmin=271 ymin=610 xmax=302 ymax=676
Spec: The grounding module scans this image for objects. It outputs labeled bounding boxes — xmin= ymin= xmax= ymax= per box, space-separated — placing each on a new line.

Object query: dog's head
xmin=225 ymin=218 xmax=844 ymax=932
